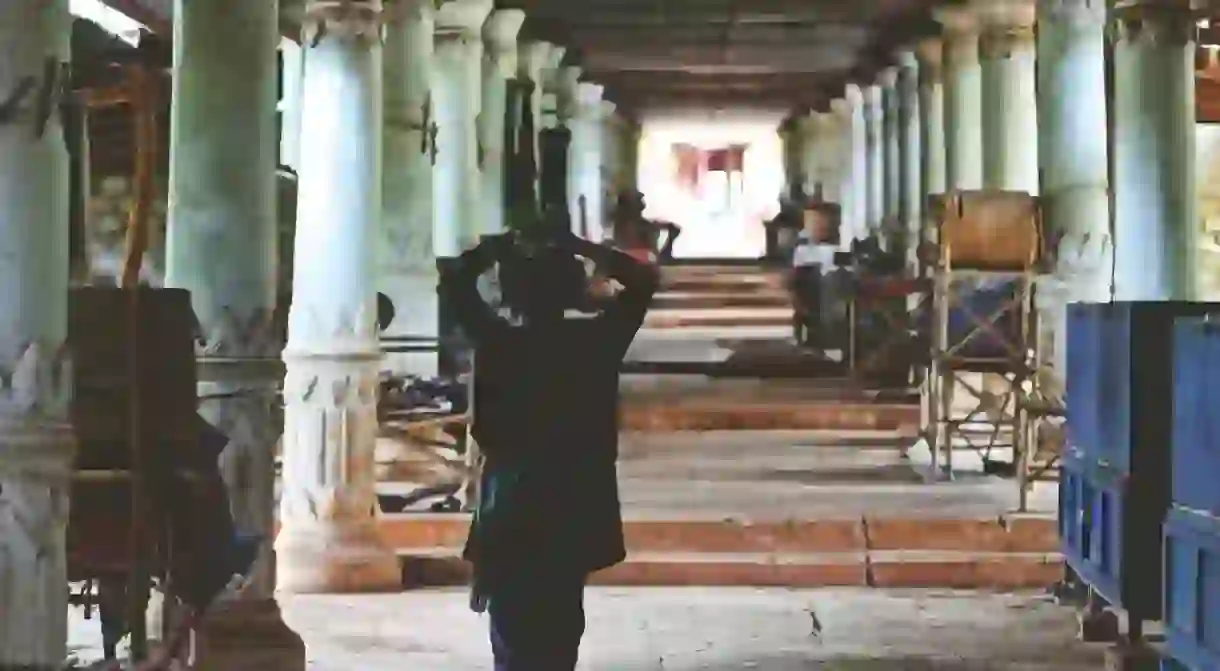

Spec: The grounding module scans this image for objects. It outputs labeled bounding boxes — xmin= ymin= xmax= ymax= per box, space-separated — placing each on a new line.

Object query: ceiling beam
xmin=582 ymin=47 xmax=858 ymax=74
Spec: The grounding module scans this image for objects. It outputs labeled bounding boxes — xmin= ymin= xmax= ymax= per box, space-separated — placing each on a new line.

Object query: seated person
xmin=613 ymin=191 xmax=680 ymax=261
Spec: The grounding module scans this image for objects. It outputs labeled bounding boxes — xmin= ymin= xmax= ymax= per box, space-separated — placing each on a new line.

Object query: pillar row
xmin=937 ymin=6 xmax=984 ymax=190
xmin=917 ymin=37 xmax=947 ymax=201
xmin=1112 ymin=0 xmax=1197 ymax=300
xmin=479 ymin=9 xmax=525 ymax=237
xmin=880 ymin=67 xmax=901 ymax=228
xmin=829 ymin=98 xmax=853 ymax=217
xmin=517 ymin=41 xmax=554 ymax=200
xmin=978 ymin=0 xmax=1039 ymax=193
xmin=864 ymin=83 xmax=885 ymax=237
xmin=843 ymin=84 xmax=869 ymax=243
xmin=277 ymin=0 xmax=401 ymax=594
xmin=896 ymin=49 xmax=922 ymax=269
xmin=165 ymin=0 xmax=306 ymax=661
xmin=433 ymin=0 xmax=493 ymax=257
xmin=0 ymin=0 xmax=75 ymax=665
xmin=570 ymin=82 xmax=607 ymax=240
xmin=381 ymin=0 xmax=439 ymax=376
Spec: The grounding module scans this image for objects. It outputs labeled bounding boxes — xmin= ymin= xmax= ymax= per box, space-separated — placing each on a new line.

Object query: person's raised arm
xmin=558 ymin=232 xmax=660 ymax=357
xmin=439 ymin=234 xmax=513 ymax=345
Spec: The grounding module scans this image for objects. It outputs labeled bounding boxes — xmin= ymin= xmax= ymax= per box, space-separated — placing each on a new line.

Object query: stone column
xmin=828 ymin=100 xmax=852 ymax=210
xmin=165 ymin=0 xmax=307 ymax=663
xmin=880 ymin=67 xmax=901 ymax=230
xmin=0 ymin=0 xmax=75 ymax=666
xmin=517 ymin=41 xmax=554 ymax=199
xmin=896 ymin=49 xmax=923 ymax=268
xmin=798 ymin=114 xmax=819 ymax=195
xmin=381 ymin=0 xmax=439 ymax=376
xmin=595 ymin=99 xmax=617 ymax=238
xmin=1037 ymin=0 xmax=1112 ymax=373
xmin=843 ymin=84 xmax=869 ymax=243
xmin=478 ymin=9 xmax=525 ymax=237
xmin=1112 ymin=0 xmax=1196 ymax=300
xmin=280 ymin=39 xmax=305 ymax=171
xmin=602 ymin=104 xmax=622 ymax=204
xmin=539 ymin=46 xmax=567 ymax=131
xmin=917 ymin=38 xmax=948 ymax=201
xmin=572 ymin=82 xmax=608 ymax=240
xmin=978 ymin=0 xmax=1039 ymax=193
xmin=864 ymin=84 xmax=885 ymax=237
xmin=276 ymin=0 xmax=401 ymax=594
xmin=937 ymin=7 xmax=985 ymax=190
xmin=620 ymin=116 xmax=641 ymax=195
xmin=432 ymin=0 xmax=492 ymax=258
xmin=555 ymin=66 xmax=584 ymax=230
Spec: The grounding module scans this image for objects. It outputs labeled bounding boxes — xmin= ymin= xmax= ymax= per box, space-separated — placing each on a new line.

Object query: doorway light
xmin=70 ymin=0 xmax=146 ymax=47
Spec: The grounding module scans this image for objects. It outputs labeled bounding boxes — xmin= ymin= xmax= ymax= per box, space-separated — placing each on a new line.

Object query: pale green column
xmin=569 ymin=82 xmax=607 ymax=240
xmin=280 ymin=39 xmax=305 ymax=171
xmin=0 ymin=0 xmax=74 ymax=665
xmin=799 ymin=113 xmax=819 ymax=195
xmin=381 ymin=0 xmax=439 ymax=376
xmin=844 ymin=84 xmax=869 ymax=242
xmin=165 ymin=0 xmax=307 ymax=660
xmin=556 ymin=66 xmax=584 ymax=229
xmin=917 ymin=37 xmax=947 ymax=200
xmin=896 ymin=49 xmax=922 ymax=269
xmin=864 ymin=84 xmax=885 ymax=236
xmin=880 ymin=67 xmax=901 ymax=229
xmin=277 ymin=0 xmax=401 ymax=594
xmin=828 ymin=99 xmax=853 ymax=216
xmin=937 ymin=7 xmax=984 ymax=190
xmin=1112 ymin=0 xmax=1197 ymax=300
xmin=517 ymin=41 xmax=556 ymax=199
xmin=433 ymin=0 xmax=493 ymax=257
xmin=979 ymin=1 xmax=1039 ymax=193
xmin=478 ymin=9 xmax=525 ymax=237
xmin=1036 ymin=0 xmax=1113 ymax=377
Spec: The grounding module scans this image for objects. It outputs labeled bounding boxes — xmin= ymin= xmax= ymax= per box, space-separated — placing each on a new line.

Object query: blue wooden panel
xmin=1173 ymin=319 xmax=1220 ymax=517
xmin=1099 ymin=305 xmax=1131 ymax=473
xmin=1163 ymin=507 xmax=1220 ymax=670
xmin=1066 ymin=303 xmax=1103 ymax=461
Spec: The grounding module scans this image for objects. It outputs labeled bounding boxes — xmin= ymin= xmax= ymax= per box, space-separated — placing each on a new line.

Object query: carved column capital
xmin=435 ymin=0 xmax=492 ymax=36
xmin=483 ymin=9 xmax=524 ymax=76
xmin=936 ymin=6 xmax=983 ymax=66
xmin=303 ymin=0 xmax=386 ymax=44
xmin=916 ymin=37 xmax=945 ymax=83
xmin=1037 ymin=0 xmax=1107 ymax=27
xmin=555 ymin=65 xmax=583 ymax=120
xmin=843 ymin=82 xmax=865 ymax=106
xmin=976 ymin=1 xmax=1038 ymax=58
xmin=830 ymin=96 xmax=852 ymax=118
xmin=1112 ymin=0 xmax=1198 ymax=47
xmin=518 ymin=40 xmax=551 ymax=82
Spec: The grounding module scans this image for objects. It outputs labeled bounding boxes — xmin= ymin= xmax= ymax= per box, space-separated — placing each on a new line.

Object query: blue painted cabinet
xmin=1171 ymin=319 xmax=1220 ymax=517
xmin=1060 ymin=302 xmax=1220 ymax=621
xmin=1163 ymin=507 xmax=1220 ymax=670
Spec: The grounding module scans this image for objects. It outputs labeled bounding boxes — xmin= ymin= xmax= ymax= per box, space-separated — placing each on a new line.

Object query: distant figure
xmin=444 ymin=226 xmax=659 ymax=671
xmin=613 ymin=190 xmax=680 ymax=262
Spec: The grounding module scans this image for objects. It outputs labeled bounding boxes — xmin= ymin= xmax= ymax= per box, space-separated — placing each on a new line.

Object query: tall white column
xmin=165 ymin=0 xmax=306 ymax=662
xmin=280 ymin=39 xmax=305 ymax=171
xmin=517 ymin=41 xmax=554 ymax=199
xmin=432 ymin=0 xmax=493 ymax=258
xmin=539 ymin=46 xmax=567 ymax=131
xmin=554 ymin=66 xmax=583 ymax=230
xmin=864 ymin=84 xmax=885 ymax=237
xmin=602 ymin=104 xmax=623 ymax=205
xmin=978 ymin=0 xmax=1039 ymax=192
xmin=277 ymin=0 xmax=401 ymax=594
xmin=0 ymin=0 xmax=75 ymax=666
xmin=478 ymin=9 xmax=525 ymax=238
xmin=828 ymin=99 xmax=853 ymax=211
xmin=568 ymin=82 xmax=607 ymax=240
xmin=937 ymin=7 xmax=985 ymax=190
xmin=1038 ymin=0 xmax=1111 ymax=303
xmin=896 ymin=49 xmax=923 ymax=268
xmin=796 ymin=114 xmax=814 ymax=195
xmin=917 ymin=37 xmax=947 ymax=201
xmin=880 ymin=67 xmax=901 ymax=228
xmin=596 ymin=99 xmax=617 ymax=237
xmin=381 ymin=0 xmax=439 ymax=376
xmin=1112 ymin=0 xmax=1197 ymax=300
xmin=844 ymin=84 xmax=869 ymax=243
xmin=1037 ymin=0 xmax=1113 ymax=376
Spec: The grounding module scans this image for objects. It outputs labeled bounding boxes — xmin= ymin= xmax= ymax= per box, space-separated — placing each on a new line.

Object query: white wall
xmin=636 ymin=109 xmax=786 ymax=259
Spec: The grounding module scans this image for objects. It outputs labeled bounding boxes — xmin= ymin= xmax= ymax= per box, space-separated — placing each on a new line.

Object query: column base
xmin=192 ymin=599 xmax=305 ymax=671
xmin=275 ymin=521 xmax=402 ymax=594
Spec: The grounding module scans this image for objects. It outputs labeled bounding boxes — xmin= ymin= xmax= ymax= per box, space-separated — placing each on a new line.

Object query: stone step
xmin=659 ymin=277 xmax=786 ymax=293
xmin=387 ymin=515 xmax=1061 ymax=589
xmin=619 ymin=401 xmax=920 ymax=432
xmin=643 ymin=309 xmax=792 ymax=329
xmin=378 ymin=514 xmax=1057 ymax=555
xmin=400 ymin=551 xmax=1062 ymax=589
xmin=651 ymin=292 xmax=790 ymax=310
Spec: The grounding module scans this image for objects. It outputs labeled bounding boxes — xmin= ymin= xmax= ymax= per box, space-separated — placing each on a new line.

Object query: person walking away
xmin=442 ymin=227 xmax=660 ymax=670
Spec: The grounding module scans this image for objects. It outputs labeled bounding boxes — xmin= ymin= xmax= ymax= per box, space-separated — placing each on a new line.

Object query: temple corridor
xmin=9 ymin=0 xmax=1220 ymax=668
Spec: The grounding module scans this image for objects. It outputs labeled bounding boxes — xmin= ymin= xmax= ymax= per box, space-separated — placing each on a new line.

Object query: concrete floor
xmin=67 ymin=588 xmax=1103 ymax=670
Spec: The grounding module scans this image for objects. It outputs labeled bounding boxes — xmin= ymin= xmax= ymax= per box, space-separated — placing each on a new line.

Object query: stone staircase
xmin=381 ymin=260 xmax=1061 ymax=590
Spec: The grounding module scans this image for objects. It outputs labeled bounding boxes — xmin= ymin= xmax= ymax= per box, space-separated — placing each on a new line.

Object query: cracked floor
xmin=69 ymin=587 xmax=1105 ymax=669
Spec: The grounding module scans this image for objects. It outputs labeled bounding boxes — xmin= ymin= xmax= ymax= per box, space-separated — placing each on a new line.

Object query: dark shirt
xmin=444 ymin=241 xmax=659 ymax=581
